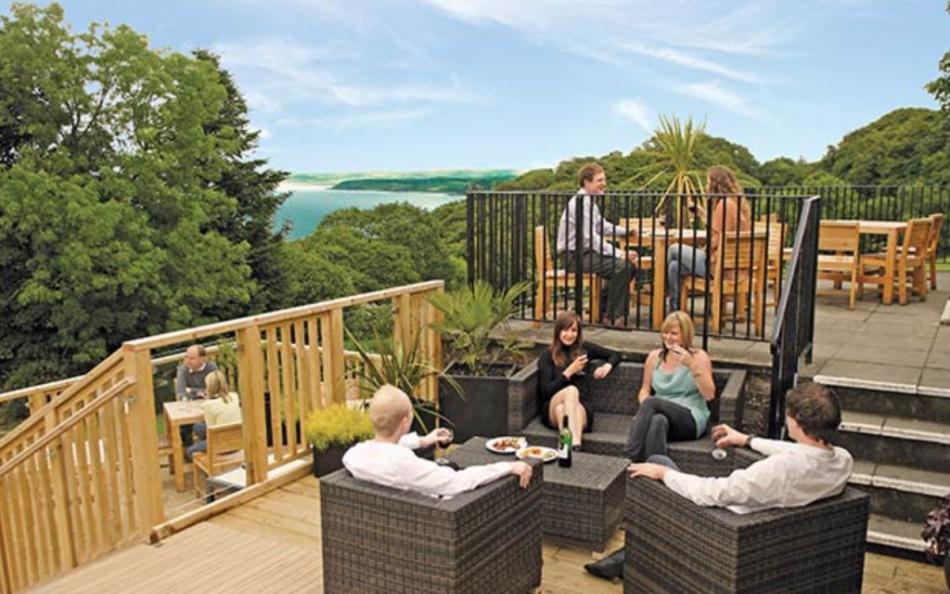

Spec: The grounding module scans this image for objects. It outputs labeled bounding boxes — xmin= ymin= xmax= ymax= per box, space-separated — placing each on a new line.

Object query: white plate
xmin=485 ymin=436 xmax=527 ymax=454
xmin=515 ymin=446 xmax=558 ymax=463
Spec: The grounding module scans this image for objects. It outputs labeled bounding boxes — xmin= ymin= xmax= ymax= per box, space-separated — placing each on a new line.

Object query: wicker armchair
xmin=624 ymin=448 xmax=870 ymax=594
xmin=320 ymin=460 xmax=544 ymax=594
xmin=509 ymin=360 xmax=746 ymax=457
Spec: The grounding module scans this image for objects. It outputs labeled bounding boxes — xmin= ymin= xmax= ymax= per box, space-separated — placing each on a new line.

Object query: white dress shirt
xmin=555 ymin=190 xmax=628 ymax=259
xmin=662 ymin=438 xmax=853 ymax=514
xmin=342 ymin=432 xmax=513 ymax=498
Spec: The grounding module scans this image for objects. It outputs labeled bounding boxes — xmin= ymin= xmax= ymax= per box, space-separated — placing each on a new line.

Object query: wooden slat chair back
xmin=816 ymin=222 xmax=861 ymax=309
xmin=761 ymin=222 xmax=786 ymax=310
xmin=533 ymin=226 xmax=601 ymax=321
xmin=192 ymin=421 xmax=244 ymax=497
xmin=927 ymin=213 xmax=944 ymax=290
xmin=861 ymin=217 xmax=932 ymax=305
xmin=680 ymin=233 xmax=767 ymax=334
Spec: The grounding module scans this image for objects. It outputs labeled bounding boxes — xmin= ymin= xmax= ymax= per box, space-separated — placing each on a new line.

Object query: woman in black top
xmin=538 ymin=311 xmax=621 ymax=449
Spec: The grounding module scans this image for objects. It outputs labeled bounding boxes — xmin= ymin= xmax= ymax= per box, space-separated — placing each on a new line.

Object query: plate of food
xmin=515 ymin=446 xmax=558 ymax=463
xmin=485 ymin=436 xmax=527 ymax=454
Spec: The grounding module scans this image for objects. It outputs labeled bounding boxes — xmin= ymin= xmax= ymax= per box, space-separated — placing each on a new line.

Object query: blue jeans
xmin=667 ymin=244 xmax=707 ymax=309
xmin=186 ymin=422 xmax=207 ymax=461
xmin=646 ymin=454 xmax=680 ymax=471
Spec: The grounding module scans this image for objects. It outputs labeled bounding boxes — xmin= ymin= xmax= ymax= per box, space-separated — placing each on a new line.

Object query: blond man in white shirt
xmin=586 ymin=382 xmax=853 ymax=580
xmin=343 ymin=385 xmax=533 ymax=498
xmin=555 ymin=162 xmax=639 ymax=325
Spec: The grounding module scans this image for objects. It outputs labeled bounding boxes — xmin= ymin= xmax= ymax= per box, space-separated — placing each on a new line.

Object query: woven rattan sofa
xmin=320 ymin=460 xmax=544 ymax=594
xmin=508 ymin=360 xmax=746 ymax=457
xmin=624 ymin=448 xmax=870 ymax=594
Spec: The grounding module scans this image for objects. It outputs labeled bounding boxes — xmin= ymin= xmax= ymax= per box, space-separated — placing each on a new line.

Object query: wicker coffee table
xmin=448 ymin=436 xmax=627 ymax=551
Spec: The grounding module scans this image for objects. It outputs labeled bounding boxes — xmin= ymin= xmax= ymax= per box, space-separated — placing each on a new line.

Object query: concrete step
xmin=867 ymin=513 xmax=927 ymax=553
xmin=837 ymin=411 xmax=950 ymax=474
xmin=850 ymin=460 xmax=948 ymax=525
xmin=814 ymin=375 xmax=950 ymax=423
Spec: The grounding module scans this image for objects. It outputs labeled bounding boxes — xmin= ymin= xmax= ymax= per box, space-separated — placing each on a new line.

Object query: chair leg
xmin=913 ymin=265 xmax=927 ymax=301
xmin=590 ymin=279 xmax=602 ymax=322
xmin=930 ymin=255 xmax=938 ymax=290
xmin=898 ymin=263 xmax=908 ymax=305
xmin=848 ymin=269 xmax=857 ymax=310
xmin=534 ymin=282 xmax=544 ymax=321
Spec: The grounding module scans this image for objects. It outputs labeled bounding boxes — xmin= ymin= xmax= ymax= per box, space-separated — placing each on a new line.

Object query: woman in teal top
xmin=623 ymin=311 xmax=716 ymax=461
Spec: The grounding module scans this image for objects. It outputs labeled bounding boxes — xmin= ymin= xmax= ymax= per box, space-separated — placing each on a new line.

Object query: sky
xmin=26 ymin=1 xmax=950 ymax=172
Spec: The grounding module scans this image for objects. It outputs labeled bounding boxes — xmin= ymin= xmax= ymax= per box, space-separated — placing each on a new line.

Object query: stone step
xmin=850 ymin=460 xmax=948 ymax=524
xmin=814 ymin=375 xmax=950 ymax=423
xmin=867 ymin=514 xmax=928 ymax=553
xmin=837 ymin=411 xmax=950 ymax=474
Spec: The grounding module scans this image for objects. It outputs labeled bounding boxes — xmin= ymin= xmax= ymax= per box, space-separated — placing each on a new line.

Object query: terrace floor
xmin=31 ymin=475 xmax=947 ymax=594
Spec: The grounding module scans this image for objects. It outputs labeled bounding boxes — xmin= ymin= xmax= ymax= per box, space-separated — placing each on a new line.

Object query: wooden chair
xmin=533 ymin=226 xmax=601 ymax=321
xmin=192 ymin=422 xmax=244 ymax=497
xmin=927 ymin=213 xmax=944 ymax=290
xmin=860 ymin=217 xmax=932 ymax=305
xmin=680 ymin=233 xmax=767 ymax=335
xmin=816 ymin=221 xmax=861 ymax=310
xmin=761 ymin=221 xmax=786 ymax=311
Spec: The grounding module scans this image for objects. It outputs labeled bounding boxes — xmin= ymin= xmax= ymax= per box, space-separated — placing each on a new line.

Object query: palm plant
xmin=346 ymin=327 xmax=459 ymax=432
xmin=428 ymin=280 xmax=531 ymax=376
xmin=635 ymin=115 xmax=708 ymax=227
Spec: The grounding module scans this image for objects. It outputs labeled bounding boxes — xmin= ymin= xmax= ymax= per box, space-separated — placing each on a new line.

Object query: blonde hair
xmin=204 ymin=370 xmax=232 ymax=404
xmin=368 ymin=385 xmax=412 ymax=438
xmin=660 ymin=311 xmax=695 ymax=361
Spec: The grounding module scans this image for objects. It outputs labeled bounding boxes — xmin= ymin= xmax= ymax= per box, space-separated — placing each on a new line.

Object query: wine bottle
xmin=558 ymin=419 xmax=572 ymax=468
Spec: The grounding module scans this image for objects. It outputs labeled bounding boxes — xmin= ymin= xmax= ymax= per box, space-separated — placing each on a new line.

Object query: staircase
xmin=813 ymin=375 xmax=950 ymax=554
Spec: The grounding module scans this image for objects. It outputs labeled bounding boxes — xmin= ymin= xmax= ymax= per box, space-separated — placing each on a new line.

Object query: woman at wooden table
xmin=622 ymin=311 xmax=715 ymax=462
xmin=667 ymin=165 xmax=752 ymax=310
xmin=537 ymin=311 xmax=621 ymax=449
xmin=186 ymin=370 xmax=242 ymax=461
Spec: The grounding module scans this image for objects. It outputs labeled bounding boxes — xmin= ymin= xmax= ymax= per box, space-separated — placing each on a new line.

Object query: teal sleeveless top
xmin=651 ymin=357 xmax=710 ymax=438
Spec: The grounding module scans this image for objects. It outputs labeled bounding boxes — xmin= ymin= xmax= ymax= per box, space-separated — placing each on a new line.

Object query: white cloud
xmin=275 ymin=108 xmax=430 ymax=132
xmin=613 ymin=99 xmax=653 ymax=133
xmin=678 ymin=81 xmax=766 ymax=120
xmin=618 ymin=41 xmax=757 ymax=83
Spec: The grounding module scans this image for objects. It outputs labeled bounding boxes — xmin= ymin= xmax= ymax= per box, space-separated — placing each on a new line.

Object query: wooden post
xmin=236 ymin=326 xmax=267 ymax=485
xmin=45 ymin=416 xmax=75 ymax=574
xmin=124 ymin=346 xmax=165 ymax=533
xmin=323 ymin=309 xmax=346 ymax=405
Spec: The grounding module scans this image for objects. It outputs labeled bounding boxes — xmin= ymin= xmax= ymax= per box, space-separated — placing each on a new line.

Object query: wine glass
xmin=711 ymin=447 xmax=728 ymax=461
xmin=574 ymin=349 xmax=588 ymax=376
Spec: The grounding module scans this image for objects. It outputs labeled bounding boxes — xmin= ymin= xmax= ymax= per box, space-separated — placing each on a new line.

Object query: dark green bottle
xmin=558 ymin=419 xmax=572 ymax=468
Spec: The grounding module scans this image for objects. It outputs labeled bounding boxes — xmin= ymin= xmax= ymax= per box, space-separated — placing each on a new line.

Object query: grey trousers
xmin=623 ymin=396 xmax=697 ymax=462
xmin=667 ymin=244 xmax=708 ymax=309
xmin=562 ymin=251 xmax=633 ymax=320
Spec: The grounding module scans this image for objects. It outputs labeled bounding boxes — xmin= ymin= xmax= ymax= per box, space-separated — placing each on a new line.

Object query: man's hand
xmin=421 ymin=428 xmax=453 ymax=448
xmin=711 ymin=424 xmax=748 ymax=449
xmin=593 ymin=363 xmax=612 ymax=380
xmin=510 ymin=461 xmax=533 ymax=488
xmin=627 ymin=462 xmax=668 ymax=481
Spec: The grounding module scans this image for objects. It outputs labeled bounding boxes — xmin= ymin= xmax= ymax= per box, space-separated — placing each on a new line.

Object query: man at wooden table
xmin=556 ymin=162 xmax=639 ymax=325
xmin=174 ymin=345 xmax=217 ymax=448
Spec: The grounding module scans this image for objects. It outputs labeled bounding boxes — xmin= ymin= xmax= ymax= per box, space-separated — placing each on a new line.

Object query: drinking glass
xmin=711 ymin=447 xmax=728 ymax=460
xmin=574 ymin=349 xmax=588 ymax=376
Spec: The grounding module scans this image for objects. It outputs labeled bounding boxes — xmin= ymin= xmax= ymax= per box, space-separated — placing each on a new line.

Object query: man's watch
xmin=744 ymin=435 xmax=754 ymax=448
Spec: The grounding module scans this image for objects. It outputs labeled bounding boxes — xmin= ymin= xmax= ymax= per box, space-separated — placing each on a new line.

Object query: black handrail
xmin=768 ymin=195 xmax=821 ymax=438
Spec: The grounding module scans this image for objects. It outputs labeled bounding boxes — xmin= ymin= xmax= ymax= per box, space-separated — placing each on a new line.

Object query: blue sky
xmin=36 ymin=1 xmax=950 ymax=172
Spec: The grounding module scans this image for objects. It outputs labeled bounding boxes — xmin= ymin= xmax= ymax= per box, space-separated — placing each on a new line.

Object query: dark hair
xmin=786 ymin=382 xmax=841 ymax=444
xmin=550 ymin=311 xmax=582 ymax=368
xmin=576 ymin=162 xmax=604 ymax=189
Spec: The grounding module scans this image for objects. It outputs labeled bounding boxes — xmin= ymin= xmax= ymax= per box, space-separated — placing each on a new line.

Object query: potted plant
xmin=347 ymin=329 xmax=457 ymax=459
xmin=428 ymin=280 xmax=531 ymax=443
xmin=304 ymin=404 xmax=374 ymax=477
xmin=923 ymin=493 xmax=950 ymax=589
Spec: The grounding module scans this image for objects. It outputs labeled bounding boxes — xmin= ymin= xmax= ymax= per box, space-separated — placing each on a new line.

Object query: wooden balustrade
xmin=0 ymin=280 xmax=444 ymax=592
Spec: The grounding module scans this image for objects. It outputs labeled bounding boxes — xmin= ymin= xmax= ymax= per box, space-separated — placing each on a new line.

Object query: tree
xmin=0 ymin=4 xmax=277 ymax=387
xmin=634 ymin=115 xmax=708 ymax=225
xmin=925 ymin=2 xmax=950 ymax=114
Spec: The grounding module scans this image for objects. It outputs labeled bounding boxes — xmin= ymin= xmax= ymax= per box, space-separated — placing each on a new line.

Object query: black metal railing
xmin=467 ymin=190 xmax=815 ymax=343
xmin=768 ymin=196 xmax=821 ymax=438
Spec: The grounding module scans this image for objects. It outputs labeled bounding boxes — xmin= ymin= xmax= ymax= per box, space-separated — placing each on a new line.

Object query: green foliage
xmin=332 ymin=172 xmax=515 ymax=194
xmin=279 ymin=243 xmax=356 ymax=306
xmin=925 ymin=2 xmax=950 ymax=115
xmin=428 ymin=281 xmax=530 ymax=376
xmin=345 ymin=328 xmax=456 ymax=432
xmin=758 ymin=157 xmax=815 ymax=186
xmin=304 ymin=404 xmax=374 ymax=451
xmin=819 ymin=108 xmax=950 ymax=185
xmin=633 ymin=115 xmax=708 ymax=224
xmin=0 ymin=4 xmax=286 ymax=388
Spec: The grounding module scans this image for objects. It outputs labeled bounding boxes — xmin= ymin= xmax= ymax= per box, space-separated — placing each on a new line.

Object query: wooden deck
xmin=29 ymin=475 xmax=946 ymax=593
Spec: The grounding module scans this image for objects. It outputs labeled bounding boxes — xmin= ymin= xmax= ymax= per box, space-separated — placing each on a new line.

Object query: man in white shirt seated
xmin=343 ymin=385 xmax=533 ymax=498
xmin=585 ymin=381 xmax=853 ymax=580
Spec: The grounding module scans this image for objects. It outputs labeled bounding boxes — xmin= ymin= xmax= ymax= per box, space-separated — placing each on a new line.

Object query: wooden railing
xmin=0 ymin=281 xmax=444 ymax=593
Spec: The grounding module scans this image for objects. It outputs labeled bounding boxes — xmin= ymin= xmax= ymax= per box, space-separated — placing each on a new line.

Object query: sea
xmin=275 ymin=184 xmax=462 ymax=240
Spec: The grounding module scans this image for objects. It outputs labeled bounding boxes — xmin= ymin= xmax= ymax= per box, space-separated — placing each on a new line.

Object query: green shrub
xmin=304 ymin=404 xmax=374 ymax=451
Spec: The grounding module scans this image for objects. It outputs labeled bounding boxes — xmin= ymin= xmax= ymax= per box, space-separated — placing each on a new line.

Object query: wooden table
xmin=825 ymin=220 xmax=907 ymax=305
xmin=164 ymin=400 xmax=204 ymax=492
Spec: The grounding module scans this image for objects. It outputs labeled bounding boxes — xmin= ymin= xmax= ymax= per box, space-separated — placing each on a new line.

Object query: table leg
xmin=652 ymin=238 xmax=667 ymax=330
xmin=169 ymin=415 xmax=185 ymax=492
xmin=883 ymin=230 xmax=898 ymax=305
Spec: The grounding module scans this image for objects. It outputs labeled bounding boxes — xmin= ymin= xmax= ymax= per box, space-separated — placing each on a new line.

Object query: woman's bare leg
xmin=547 ymin=386 xmax=588 ymax=446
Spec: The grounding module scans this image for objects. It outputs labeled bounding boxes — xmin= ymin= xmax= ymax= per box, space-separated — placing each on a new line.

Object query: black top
xmin=537 ymin=341 xmax=621 ymax=409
